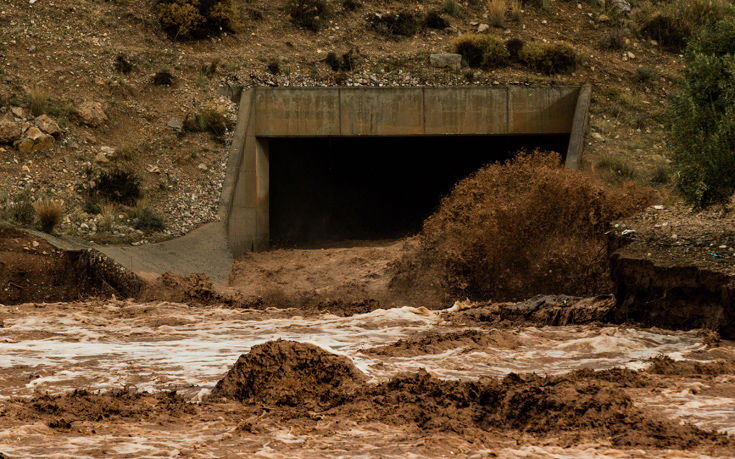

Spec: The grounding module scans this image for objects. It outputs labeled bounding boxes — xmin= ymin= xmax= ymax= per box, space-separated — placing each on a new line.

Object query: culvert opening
xmin=268 ymin=134 xmax=570 ymax=247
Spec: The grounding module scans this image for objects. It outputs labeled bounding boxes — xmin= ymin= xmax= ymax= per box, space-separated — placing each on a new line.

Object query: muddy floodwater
xmin=2 ymin=300 xmax=735 ymax=457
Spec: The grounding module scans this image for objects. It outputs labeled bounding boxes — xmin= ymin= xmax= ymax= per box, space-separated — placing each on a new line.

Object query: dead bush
xmin=424 ymin=10 xmax=449 ymax=29
xmin=183 ymin=108 xmax=233 ymax=136
xmin=287 ymin=0 xmax=330 ymax=31
xmin=156 ymin=0 xmax=238 ymax=40
xmin=391 ymin=152 xmax=650 ymax=303
xmin=33 ymin=198 xmax=63 ymax=234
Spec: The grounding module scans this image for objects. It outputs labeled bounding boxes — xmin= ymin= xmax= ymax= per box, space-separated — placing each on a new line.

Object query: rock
xmin=94 ymin=152 xmax=109 ymax=164
xmin=610 ymin=0 xmax=631 ymax=15
xmin=167 ymin=119 xmax=183 ymax=130
xmin=0 ymin=115 xmax=21 ymax=144
xmin=429 ymin=53 xmax=462 ymax=71
xmin=99 ymin=146 xmax=115 ymax=157
xmin=597 ymin=13 xmax=610 ymax=23
xmin=477 ymin=23 xmax=490 ymax=33
xmin=10 ymin=106 xmax=25 ymax=119
xmin=198 ymin=163 xmax=209 ymax=171
xmin=76 ymin=101 xmax=108 ymax=127
xmin=590 ymin=132 xmax=605 ymax=142
xmin=17 ymin=126 xmax=54 ymax=153
xmin=35 ymin=114 xmax=61 ymax=136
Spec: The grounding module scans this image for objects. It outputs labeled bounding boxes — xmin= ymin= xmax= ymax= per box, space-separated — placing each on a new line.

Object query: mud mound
xmin=7 ymin=388 xmax=194 ymax=427
xmin=212 ymin=340 xmax=368 ymax=408
xmin=357 ymin=369 xmax=728 ymax=449
xmin=0 ymin=227 xmax=115 ymax=304
xmin=647 ymin=354 xmax=735 ymax=376
xmin=391 ymin=152 xmax=651 ymax=305
xmin=365 ymin=329 xmax=521 ymax=357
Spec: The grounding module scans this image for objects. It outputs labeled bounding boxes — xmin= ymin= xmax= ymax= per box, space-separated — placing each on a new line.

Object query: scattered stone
xmin=590 ymin=132 xmax=605 ymax=142
xmin=94 ymin=152 xmax=109 ymax=164
xmin=76 ymin=101 xmax=108 ymax=127
xmin=0 ymin=115 xmax=22 ymax=144
xmin=610 ymin=0 xmax=631 ymax=15
xmin=167 ymin=119 xmax=183 ymax=130
xmin=16 ymin=126 xmax=54 ymax=154
xmin=477 ymin=23 xmax=489 ymax=33
xmin=10 ymin=106 xmax=25 ymax=119
xmin=35 ymin=114 xmax=61 ymax=136
xmin=597 ymin=14 xmax=610 ymax=23
xmin=198 ymin=163 xmax=208 ymax=171
xmin=430 ymin=53 xmax=462 ymax=71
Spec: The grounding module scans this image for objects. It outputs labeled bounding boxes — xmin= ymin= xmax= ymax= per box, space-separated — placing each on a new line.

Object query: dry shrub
xmin=157 ymin=0 xmax=237 ymax=40
xmin=287 ymin=0 xmax=330 ymax=32
xmin=33 ymin=199 xmax=63 ymax=234
xmin=452 ymin=33 xmax=509 ymax=68
xmin=391 ymin=152 xmax=650 ymax=304
xmin=519 ymin=41 xmax=577 ymax=74
xmin=488 ymin=0 xmax=507 ymax=27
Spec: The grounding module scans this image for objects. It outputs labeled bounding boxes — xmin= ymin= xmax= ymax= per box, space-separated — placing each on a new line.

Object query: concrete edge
xmin=564 ymin=84 xmax=592 ymax=169
xmin=219 ymin=89 xmax=255 ymax=224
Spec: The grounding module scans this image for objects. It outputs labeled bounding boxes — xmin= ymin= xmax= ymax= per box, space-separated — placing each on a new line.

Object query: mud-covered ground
xmin=2 ymin=298 xmax=735 ymax=457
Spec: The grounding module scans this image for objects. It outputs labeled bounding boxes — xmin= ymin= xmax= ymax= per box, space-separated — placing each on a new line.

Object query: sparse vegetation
xmin=595 ymin=153 xmax=638 ymax=184
xmin=452 ymin=33 xmax=509 ymax=68
xmin=668 ymin=19 xmax=735 ymax=207
xmin=26 ymin=87 xmax=51 ymax=117
xmin=33 ymin=198 xmax=63 ymax=234
xmin=505 ymin=38 xmax=524 ymax=61
xmin=152 ymin=70 xmax=174 ymax=86
xmin=599 ymin=28 xmax=625 ymax=50
xmin=287 ymin=0 xmax=329 ymax=31
xmin=518 ymin=41 xmax=577 ymax=74
xmin=325 ymin=50 xmax=359 ymax=72
xmin=91 ymin=168 xmax=143 ymax=205
xmin=184 ymin=108 xmax=233 ymax=137
xmin=637 ymin=0 xmax=731 ymax=51
xmin=156 ymin=0 xmax=238 ymax=40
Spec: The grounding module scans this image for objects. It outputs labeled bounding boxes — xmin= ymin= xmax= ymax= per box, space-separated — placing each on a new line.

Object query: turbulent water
xmin=1 ymin=300 xmax=735 ymax=457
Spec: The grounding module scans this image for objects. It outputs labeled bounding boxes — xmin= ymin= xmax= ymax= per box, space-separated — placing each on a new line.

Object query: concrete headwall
xmin=223 ymin=86 xmax=591 ymax=255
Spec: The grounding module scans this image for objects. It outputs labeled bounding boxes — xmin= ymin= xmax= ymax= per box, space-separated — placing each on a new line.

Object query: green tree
xmin=669 ymin=20 xmax=735 ymax=207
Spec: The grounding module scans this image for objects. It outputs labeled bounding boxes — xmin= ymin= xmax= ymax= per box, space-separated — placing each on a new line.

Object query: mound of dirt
xmin=647 ymin=354 xmax=735 ymax=377
xmin=211 ymin=340 xmax=368 ymax=409
xmin=0 ymin=227 xmax=115 ymax=304
xmin=6 ymin=388 xmax=194 ymax=427
xmin=365 ymin=329 xmax=521 ymax=357
xmin=137 ymin=272 xmax=223 ymax=305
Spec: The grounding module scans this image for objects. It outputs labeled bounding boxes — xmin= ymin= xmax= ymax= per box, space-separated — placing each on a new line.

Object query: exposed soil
xmin=365 ymin=329 xmax=522 ymax=357
xmin=0 ymin=226 xmax=112 ymax=304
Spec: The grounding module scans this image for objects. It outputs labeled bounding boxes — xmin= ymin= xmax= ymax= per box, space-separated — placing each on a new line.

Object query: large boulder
xmin=76 ymin=101 xmax=108 ymax=127
xmin=0 ymin=115 xmax=21 ymax=144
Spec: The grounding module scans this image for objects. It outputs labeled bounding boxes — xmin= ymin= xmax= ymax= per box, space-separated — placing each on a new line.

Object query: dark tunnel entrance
xmin=268 ymin=134 xmax=570 ymax=247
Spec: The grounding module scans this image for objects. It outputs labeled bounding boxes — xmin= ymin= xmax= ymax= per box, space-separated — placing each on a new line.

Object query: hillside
xmin=0 ymin=0 xmax=694 ymax=243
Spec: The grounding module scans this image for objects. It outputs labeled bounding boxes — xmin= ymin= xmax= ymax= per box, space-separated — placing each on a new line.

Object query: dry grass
xmin=27 ymin=87 xmax=50 ymax=117
xmin=33 ymin=199 xmax=63 ymax=234
xmin=390 ymin=152 xmax=651 ymax=303
xmin=101 ymin=203 xmax=115 ymax=233
xmin=488 ymin=0 xmax=507 ymax=27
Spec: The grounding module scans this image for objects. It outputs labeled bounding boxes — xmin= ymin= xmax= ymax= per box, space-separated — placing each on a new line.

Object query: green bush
xmin=668 ymin=19 xmax=735 ymax=207
xmin=287 ymin=0 xmax=329 ymax=31
xmin=634 ymin=65 xmax=657 ymax=83
xmin=157 ymin=0 xmax=238 ymax=40
xmin=442 ymin=0 xmax=461 ymax=17
xmin=452 ymin=33 xmax=509 ymax=69
xmin=639 ymin=0 xmax=731 ymax=51
xmin=518 ymin=41 xmax=577 ymax=74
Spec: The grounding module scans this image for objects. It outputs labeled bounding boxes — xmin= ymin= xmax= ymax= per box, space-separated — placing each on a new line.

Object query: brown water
xmin=1 ymin=300 xmax=734 ymax=457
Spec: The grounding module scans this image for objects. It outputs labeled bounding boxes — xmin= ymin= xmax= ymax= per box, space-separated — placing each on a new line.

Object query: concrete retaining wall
xmin=224 ymin=86 xmax=591 ymax=256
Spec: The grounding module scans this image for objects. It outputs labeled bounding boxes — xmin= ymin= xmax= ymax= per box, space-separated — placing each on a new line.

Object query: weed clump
xmin=91 ymin=169 xmax=143 ymax=205
xmin=156 ymin=0 xmax=238 ymax=40
xmin=634 ymin=65 xmax=657 ymax=83
xmin=287 ymin=0 xmax=329 ymax=31
xmin=637 ymin=0 xmax=730 ymax=51
xmin=152 ymin=70 xmax=174 ymax=86
xmin=668 ymin=19 xmax=735 ymax=207
xmin=368 ymin=11 xmax=420 ymax=38
xmin=391 ymin=152 xmax=650 ymax=303
xmin=133 ymin=206 xmax=165 ymax=233
xmin=184 ymin=108 xmax=233 ymax=136
xmin=326 ymin=49 xmax=359 ymax=71
xmin=114 ymin=54 xmax=133 ymax=74
xmin=518 ymin=41 xmax=577 ymax=74
xmin=33 ymin=199 xmax=63 ymax=234
xmin=505 ymin=38 xmax=524 ymax=61
xmin=9 ymin=191 xmax=35 ymax=225
xmin=452 ymin=33 xmax=509 ymax=68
